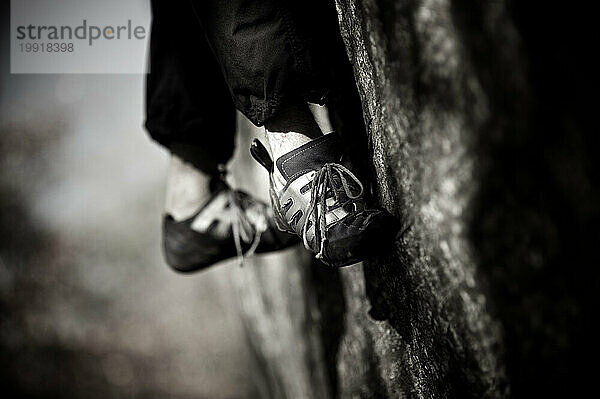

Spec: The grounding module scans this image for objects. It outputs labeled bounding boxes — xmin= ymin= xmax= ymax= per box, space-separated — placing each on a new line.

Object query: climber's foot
xmin=163 ymin=177 xmax=299 ymax=272
xmin=251 ymin=133 xmax=400 ymax=268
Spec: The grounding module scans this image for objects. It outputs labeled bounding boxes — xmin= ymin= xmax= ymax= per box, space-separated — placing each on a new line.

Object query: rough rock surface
xmin=228 ymin=0 xmax=599 ymax=398
xmin=331 ymin=0 xmax=512 ymax=397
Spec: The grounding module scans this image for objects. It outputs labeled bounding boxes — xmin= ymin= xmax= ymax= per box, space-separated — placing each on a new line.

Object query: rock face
xmin=229 ymin=0 xmax=599 ymax=398
xmin=331 ymin=0 xmax=511 ymax=397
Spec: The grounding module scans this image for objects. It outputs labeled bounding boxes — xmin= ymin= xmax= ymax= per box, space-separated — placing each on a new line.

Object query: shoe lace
xmin=302 ymin=163 xmax=363 ymax=259
xmin=228 ymin=190 xmax=268 ymax=265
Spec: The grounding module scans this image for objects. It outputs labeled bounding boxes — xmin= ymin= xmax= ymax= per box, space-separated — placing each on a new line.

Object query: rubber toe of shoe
xmin=163 ymin=215 xmax=300 ymax=273
xmin=163 ymin=215 xmax=227 ymax=273
xmin=255 ymin=225 xmax=301 ymax=254
xmin=322 ymin=209 xmax=400 ymax=267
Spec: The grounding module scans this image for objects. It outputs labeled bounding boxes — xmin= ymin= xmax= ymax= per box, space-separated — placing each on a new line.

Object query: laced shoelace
xmin=298 ymin=163 xmax=364 ymax=259
xmin=228 ymin=190 xmax=269 ymax=265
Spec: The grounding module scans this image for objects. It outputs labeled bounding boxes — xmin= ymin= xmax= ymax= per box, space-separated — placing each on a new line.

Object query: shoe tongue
xmin=275 ymin=134 xmax=342 ymax=181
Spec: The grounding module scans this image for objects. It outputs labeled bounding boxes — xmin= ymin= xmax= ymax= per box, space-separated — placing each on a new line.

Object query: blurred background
xmin=0 ymin=3 xmax=257 ymax=398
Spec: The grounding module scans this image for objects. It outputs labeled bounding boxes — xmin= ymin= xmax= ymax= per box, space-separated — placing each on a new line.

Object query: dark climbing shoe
xmin=250 ymin=133 xmax=400 ymax=267
xmin=163 ymin=178 xmax=299 ymax=272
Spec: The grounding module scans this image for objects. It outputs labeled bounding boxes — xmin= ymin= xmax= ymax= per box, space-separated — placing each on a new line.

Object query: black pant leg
xmin=190 ymin=0 xmax=342 ymax=127
xmin=145 ymin=0 xmax=236 ymax=175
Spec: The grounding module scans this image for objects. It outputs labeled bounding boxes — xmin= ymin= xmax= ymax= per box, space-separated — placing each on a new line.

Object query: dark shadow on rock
xmin=453 ymin=1 xmax=600 ymax=398
xmin=449 ymin=1 xmax=600 ymax=397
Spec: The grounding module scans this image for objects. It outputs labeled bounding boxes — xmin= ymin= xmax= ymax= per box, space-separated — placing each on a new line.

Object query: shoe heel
xmin=250 ymin=139 xmax=274 ymax=172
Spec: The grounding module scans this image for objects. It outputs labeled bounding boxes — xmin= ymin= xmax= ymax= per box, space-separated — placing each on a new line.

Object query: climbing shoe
xmin=250 ymin=133 xmax=400 ymax=267
xmin=163 ymin=177 xmax=299 ymax=272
